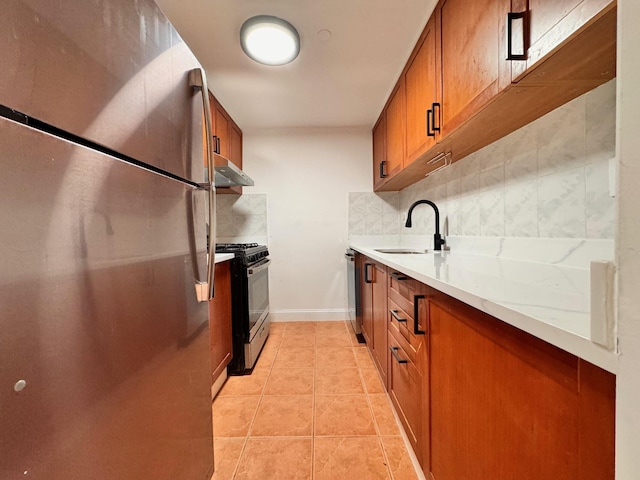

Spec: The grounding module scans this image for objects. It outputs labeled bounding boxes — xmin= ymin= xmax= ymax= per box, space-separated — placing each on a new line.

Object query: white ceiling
xmin=155 ymin=0 xmax=435 ymax=129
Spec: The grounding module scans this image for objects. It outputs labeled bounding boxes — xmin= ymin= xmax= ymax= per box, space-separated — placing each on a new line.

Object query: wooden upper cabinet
xmin=437 ymin=0 xmax=511 ymax=137
xmin=229 ymin=122 xmax=242 ymax=169
xmin=213 ymin=102 xmax=230 ymax=159
xmin=405 ymin=15 xmax=438 ymax=163
xmin=511 ymin=0 xmax=616 ymax=83
xmin=372 ymin=113 xmax=387 ymax=190
xmin=385 ymin=80 xmax=406 ymax=180
xmin=209 ymin=93 xmax=244 ymax=194
xmin=372 ymin=0 xmax=615 ymax=192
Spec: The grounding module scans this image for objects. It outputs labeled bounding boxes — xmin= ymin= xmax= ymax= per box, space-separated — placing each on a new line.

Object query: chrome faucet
xmin=405 ymin=199 xmax=446 ymax=251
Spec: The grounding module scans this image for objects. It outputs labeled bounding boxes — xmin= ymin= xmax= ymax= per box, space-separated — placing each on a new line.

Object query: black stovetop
xmin=215 ymin=243 xmax=269 ymax=265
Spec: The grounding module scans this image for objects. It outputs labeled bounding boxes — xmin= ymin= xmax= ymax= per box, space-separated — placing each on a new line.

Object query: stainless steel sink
xmin=374 ymin=248 xmax=429 ymax=254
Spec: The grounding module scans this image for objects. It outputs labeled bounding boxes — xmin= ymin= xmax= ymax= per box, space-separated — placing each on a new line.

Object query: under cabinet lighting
xmin=240 ymin=15 xmax=300 ymax=66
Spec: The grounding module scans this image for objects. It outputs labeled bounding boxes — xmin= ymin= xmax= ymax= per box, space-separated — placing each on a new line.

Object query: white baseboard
xmin=269 ymin=309 xmax=349 ymax=322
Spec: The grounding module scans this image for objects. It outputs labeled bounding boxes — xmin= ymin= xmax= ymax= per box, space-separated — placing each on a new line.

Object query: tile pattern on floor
xmin=211 ymin=321 xmax=420 ymax=480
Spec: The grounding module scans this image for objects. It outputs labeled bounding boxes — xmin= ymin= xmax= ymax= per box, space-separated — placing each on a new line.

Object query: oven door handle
xmin=247 ymin=259 xmax=271 ymax=276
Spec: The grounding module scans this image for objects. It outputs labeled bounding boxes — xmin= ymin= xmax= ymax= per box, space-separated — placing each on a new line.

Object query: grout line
xmin=217 ymin=321 xmax=422 ymax=479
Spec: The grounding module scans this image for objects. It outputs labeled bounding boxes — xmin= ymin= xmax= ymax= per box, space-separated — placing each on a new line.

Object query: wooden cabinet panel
xmin=371 ymin=261 xmax=389 ymax=386
xmin=405 ymin=15 xmax=438 ymax=162
xmin=372 ymin=113 xmax=387 ymax=190
xmin=360 ymin=256 xmax=389 ymax=387
xmin=213 ymin=103 xmax=229 ymax=159
xmin=387 ymin=271 xmax=430 ymax=473
xmin=437 ymin=0 xmax=511 ymax=136
xmin=428 ymin=293 xmax=615 ymax=480
xmin=373 ymin=0 xmax=615 ymax=192
xmin=229 ymin=122 xmax=242 ymax=169
xmin=511 ymin=0 xmax=614 ymax=81
xmin=385 ymin=81 xmax=406 ymax=179
xmin=209 ymin=94 xmax=244 ymax=194
xmin=388 ymin=326 xmax=423 ymax=460
xmin=209 ymin=261 xmax=233 ymax=384
xmin=361 ymin=260 xmax=374 ymax=346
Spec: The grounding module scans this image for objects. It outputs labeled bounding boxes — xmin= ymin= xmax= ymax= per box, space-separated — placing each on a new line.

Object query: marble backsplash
xmin=349 ymin=80 xmax=617 ymax=250
xmin=216 ymin=193 xmax=268 ymax=244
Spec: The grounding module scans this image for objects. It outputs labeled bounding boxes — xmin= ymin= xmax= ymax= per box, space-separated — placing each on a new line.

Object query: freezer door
xmin=0 ymin=0 xmax=206 ymax=185
xmin=0 ymin=117 xmax=212 ymax=479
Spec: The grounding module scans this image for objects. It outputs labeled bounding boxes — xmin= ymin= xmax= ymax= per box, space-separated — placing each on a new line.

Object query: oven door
xmin=247 ymin=258 xmax=270 ymax=337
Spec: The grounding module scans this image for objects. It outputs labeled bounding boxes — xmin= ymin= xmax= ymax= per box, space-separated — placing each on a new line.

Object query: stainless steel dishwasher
xmin=345 ymin=248 xmax=363 ymax=339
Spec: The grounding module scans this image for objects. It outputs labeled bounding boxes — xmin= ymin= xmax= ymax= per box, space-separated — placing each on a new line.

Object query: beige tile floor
xmin=211 ymin=321 xmax=421 ymax=480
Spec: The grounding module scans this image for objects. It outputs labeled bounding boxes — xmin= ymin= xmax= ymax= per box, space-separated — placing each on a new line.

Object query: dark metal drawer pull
xmin=506 ymin=11 xmax=528 ymax=61
xmin=413 ymin=294 xmax=426 ymax=335
xmin=390 ymin=346 xmax=408 ymax=364
xmin=390 ymin=271 xmax=408 ymax=281
xmin=364 ymin=263 xmax=372 ymax=283
xmin=380 ymin=160 xmax=388 ymax=178
xmin=432 ymin=102 xmax=441 ymax=132
xmin=426 ymin=109 xmax=435 ymax=137
xmin=390 ymin=309 xmax=407 ymax=323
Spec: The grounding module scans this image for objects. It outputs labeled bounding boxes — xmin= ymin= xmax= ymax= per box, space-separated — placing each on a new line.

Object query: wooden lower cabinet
xmin=353 ymin=256 xmax=615 ymax=479
xmin=387 ymin=271 xmax=430 ymax=473
xmin=388 ymin=322 xmax=428 ymax=470
xmin=208 ymin=261 xmax=233 ymax=384
xmin=359 ymin=256 xmax=389 ymax=387
xmin=428 ymin=293 xmax=615 ymax=480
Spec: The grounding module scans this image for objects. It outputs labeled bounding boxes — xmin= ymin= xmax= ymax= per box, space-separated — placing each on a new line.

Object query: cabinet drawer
xmin=388 ymin=329 xmax=423 ymax=454
xmin=388 ymin=298 xmax=423 ymax=364
xmin=388 ymin=270 xmax=419 ymax=310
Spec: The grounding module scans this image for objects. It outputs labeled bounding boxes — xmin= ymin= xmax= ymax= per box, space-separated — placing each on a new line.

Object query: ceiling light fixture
xmin=240 ymin=15 xmax=300 ymax=66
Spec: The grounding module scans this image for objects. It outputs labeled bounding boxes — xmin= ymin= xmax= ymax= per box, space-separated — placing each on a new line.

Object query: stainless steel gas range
xmin=215 ymin=243 xmax=270 ymax=375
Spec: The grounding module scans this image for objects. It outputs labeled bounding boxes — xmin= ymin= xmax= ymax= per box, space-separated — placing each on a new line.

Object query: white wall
xmin=615 ymin=0 xmax=640 ymax=477
xmin=243 ymin=127 xmax=372 ymax=321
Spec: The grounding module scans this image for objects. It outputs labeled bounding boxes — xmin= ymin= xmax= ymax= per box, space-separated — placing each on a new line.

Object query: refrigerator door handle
xmin=189 ymin=67 xmax=216 ymax=300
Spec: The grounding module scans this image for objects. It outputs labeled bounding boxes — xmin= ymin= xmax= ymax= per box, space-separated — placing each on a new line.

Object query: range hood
xmin=212 ymin=153 xmax=254 ymax=187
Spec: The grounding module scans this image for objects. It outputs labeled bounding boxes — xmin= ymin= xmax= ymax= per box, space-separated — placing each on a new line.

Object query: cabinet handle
xmin=506 ymin=11 xmax=528 ymax=61
xmin=379 ymin=160 xmax=388 ymax=178
xmin=432 ymin=103 xmax=441 ymax=133
xmin=390 ymin=346 xmax=408 ymax=364
xmin=390 ymin=309 xmax=407 ymax=323
xmin=426 ymin=109 xmax=435 ymax=137
xmin=212 ymin=135 xmax=221 ymax=154
xmin=364 ymin=263 xmax=373 ymax=284
xmin=390 ymin=271 xmax=408 ymax=281
xmin=413 ymin=294 xmax=426 ymax=335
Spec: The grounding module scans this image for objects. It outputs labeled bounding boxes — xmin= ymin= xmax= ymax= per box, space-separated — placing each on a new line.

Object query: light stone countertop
xmin=350 ymin=242 xmax=618 ymax=374
xmin=213 ymin=253 xmax=234 ymax=264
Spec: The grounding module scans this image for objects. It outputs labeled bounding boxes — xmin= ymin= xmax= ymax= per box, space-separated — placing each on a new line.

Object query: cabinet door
xmin=385 ymin=81 xmax=406 ymax=180
xmin=361 ymin=261 xmax=374 ymax=346
xmin=429 ymin=296 xmax=614 ymax=480
xmin=372 ymin=113 xmax=387 ymax=190
xmin=371 ymin=261 xmax=388 ymax=386
xmin=405 ymin=15 xmax=438 ymax=162
xmin=437 ymin=0 xmax=511 ymax=136
xmin=214 ymin=103 xmax=230 ymax=159
xmin=229 ymin=122 xmax=242 ymax=169
xmin=388 ymin=328 xmax=423 ymax=458
xmin=510 ymin=0 xmax=614 ymax=81
xmin=209 ymin=262 xmax=233 ymax=384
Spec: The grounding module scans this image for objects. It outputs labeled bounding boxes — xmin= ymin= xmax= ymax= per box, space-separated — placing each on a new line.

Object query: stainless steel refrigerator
xmin=0 ymin=0 xmax=217 ymax=478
